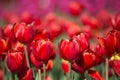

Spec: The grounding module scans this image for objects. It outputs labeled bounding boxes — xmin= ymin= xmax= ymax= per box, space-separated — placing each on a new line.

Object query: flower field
xmin=0 ymin=0 xmax=120 ymax=80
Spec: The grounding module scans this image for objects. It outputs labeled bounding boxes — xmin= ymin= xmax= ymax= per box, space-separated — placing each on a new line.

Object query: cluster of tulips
xmin=0 ymin=4 xmax=120 ymax=79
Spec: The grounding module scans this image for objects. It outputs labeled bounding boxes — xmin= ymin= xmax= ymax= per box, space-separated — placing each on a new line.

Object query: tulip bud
xmin=61 ymin=59 xmax=69 ymax=74
xmin=32 ymin=39 xmax=55 ymax=62
xmin=4 ymin=24 xmax=16 ymax=41
xmin=69 ymin=1 xmax=81 ymax=16
xmin=59 ymin=38 xmax=79 ymax=62
xmin=105 ymin=30 xmax=117 ymax=56
xmin=6 ymin=51 xmax=23 ymax=72
xmin=73 ymin=33 xmax=89 ymax=52
xmin=13 ymin=22 xmax=35 ymax=44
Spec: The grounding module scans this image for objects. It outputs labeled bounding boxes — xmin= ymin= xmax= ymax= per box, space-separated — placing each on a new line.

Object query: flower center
xmin=111 ymin=52 xmax=120 ymax=60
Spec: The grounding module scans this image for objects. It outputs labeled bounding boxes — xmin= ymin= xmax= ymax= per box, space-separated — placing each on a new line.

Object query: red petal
xmin=88 ymin=70 xmax=103 ymax=80
xmin=110 ymin=60 xmax=120 ymax=76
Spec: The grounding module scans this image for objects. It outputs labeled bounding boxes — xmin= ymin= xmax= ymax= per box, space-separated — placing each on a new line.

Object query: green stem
xmin=68 ymin=62 xmax=71 ymax=80
xmin=38 ymin=69 xmax=41 ymax=80
xmin=32 ymin=67 xmax=35 ymax=78
xmin=43 ymin=63 xmax=46 ymax=80
xmin=24 ymin=45 xmax=30 ymax=68
xmin=106 ymin=58 xmax=108 ymax=80
xmin=14 ymin=74 xmax=18 ymax=80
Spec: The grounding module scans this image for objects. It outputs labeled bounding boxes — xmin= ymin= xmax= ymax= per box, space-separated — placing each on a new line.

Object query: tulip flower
xmin=59 ymin=38 xmax=79 ymax=62
xmin=6 ymin=51 xmax=23 ymax=72
xmin=75 ymin=49 xmax=99 ymax=71
xmin=68 ymin=1 xmax=82 ymax=16
xmin=13 ymin=22 xmax=35 ymax=44
xmin=4 ymin=24 xmax=16 ymax=41
xmin=73 ymin=33 xmax=89 ymax=53
xmin=61 ymin=59 xmax=69 ymax=74
xmin=32 ymin=39 xmax=55 ymax=63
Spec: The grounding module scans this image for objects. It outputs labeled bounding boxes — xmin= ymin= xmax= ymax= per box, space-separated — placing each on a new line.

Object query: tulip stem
xmin=68 ymin=62 xmax=71 ymax=80
xmin=14 ymin=74 xmax=18 ymax=80
xmin=38 ymin=69 xmax=41 ymax=80
xmin=106 ymin=58 xmax=108 ymax=80
xmin=43 ymin=63 xmax=46 ymax=80
xmin=24 ymin=45 xmax=30 ymax=68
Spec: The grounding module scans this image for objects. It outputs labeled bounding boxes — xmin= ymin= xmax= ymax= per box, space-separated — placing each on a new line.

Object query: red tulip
xmin=80 ymin=14 xmax=99 ymax=29
xmin=59 ymin=38 xmax=79 ymax=62
xmin=69 ymin=1 xmax=81 ymax=16
xmin=75 ymin=49 xmax=99 ymax=70
xmin=6 ymin=51 xmax=23 ymax=72
xmin=20 ymin=12 xmax=34 ymax=24
xmin=32 ymin=39 xmax=55 ymax=62
xmin=73 ymin=33 xmax=89 ymax=52
xmin=105 ymin=30 xmax=117 ymax=56
xmin=95 ymin=37 xmax=107 ymax=58
xmin=61 ymin=59 xmax=69 ymax=74
xmin=4 ymin=24 xmax=16 ymax=41
xmin=13 ymin=22 xmax=35 ymax=44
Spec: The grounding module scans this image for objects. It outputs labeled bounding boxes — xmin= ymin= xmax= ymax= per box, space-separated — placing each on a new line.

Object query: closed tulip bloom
xmin=59 ymin=38 xmax=79 ymax=62
xmin=13 ymin=22 xmax=35 ymax=44
xmin=73 ymin=33 xmax=89 ymax=53
xmin=6 ymin=51 xmax=23 ymax=72
xmin=4 ymin=24 xmax=16 ymax=41
xmin=32 ymin=39 xmax=55 ymax=62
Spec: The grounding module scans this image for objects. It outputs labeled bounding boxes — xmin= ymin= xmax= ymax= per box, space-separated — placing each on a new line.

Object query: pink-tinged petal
xmin=88 ymin=70 xmax=103 ymax=80
xmin=109 ymin=60 xmax=120 ymax=76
